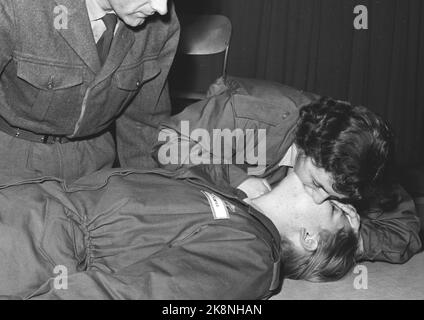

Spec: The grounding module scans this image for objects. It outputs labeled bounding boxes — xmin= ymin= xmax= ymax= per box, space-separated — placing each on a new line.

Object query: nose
xmin=151 ymin=0 xmax=168 ymax=15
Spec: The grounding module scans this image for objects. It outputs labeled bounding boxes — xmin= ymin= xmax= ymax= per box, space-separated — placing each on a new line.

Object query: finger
xmin=330 ymin=200 xmax=360 ymax=231
xmin=344 ymin=214 xmax=360 ymax=234
xmin=345 ymin=214 xmax=354 ymax=228
xmin=331 ymin=200 xmax=358 ymax=217
xmin=344 ymin=204 xmax=358 ymax=217
xmin=262 ymin=179 xmax=272 ymax=192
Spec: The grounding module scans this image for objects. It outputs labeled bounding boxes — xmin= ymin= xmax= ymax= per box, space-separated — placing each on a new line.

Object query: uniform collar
xmin=247 ymin=204 xmax=281 ymax=249
xmin=228 ymin=197 xmax=282 ymax=262
xmin=86 ymin=0 xmax=114 ymax=21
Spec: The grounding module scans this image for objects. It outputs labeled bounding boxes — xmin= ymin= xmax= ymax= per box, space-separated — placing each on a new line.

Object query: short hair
xmin=295 ymin=97 xmax=393 ymax=202
xmin=280 ymin=228 xmax=358 ymax=282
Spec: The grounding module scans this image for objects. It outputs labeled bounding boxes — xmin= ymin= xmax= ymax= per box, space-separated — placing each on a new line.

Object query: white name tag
xmin=201 ymin=191 xmax=230 ymax=220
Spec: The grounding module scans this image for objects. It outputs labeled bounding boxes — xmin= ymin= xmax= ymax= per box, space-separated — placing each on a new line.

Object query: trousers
xmin=0 ymin=130 xmax=115 ymax=182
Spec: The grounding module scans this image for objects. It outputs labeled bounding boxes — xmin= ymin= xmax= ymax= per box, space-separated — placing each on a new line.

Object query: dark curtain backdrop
xmin=174 ymin=0 xmax=424 ymax=168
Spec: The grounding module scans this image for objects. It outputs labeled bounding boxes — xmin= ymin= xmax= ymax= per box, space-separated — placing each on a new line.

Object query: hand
xmin=331 ymin=200 xmax=364 ymax=257
xmin=237 ymin=177 xmax=272 ymax=200
xmin=330 ymin=200 xmax=361 ymax=235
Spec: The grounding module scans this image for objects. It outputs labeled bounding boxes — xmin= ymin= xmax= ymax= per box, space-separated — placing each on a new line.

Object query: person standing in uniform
xmin=0 ymin=0 xmax=179 ymax=181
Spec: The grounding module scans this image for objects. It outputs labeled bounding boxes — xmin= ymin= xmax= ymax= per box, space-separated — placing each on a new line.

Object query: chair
xmin=169 ymin=14 xmax=232 ymax=112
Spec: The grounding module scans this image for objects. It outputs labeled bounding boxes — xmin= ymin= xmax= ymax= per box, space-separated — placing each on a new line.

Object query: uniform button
xmin=136 ymin=80 xmax=141 ymax=88
xmin=282 ymin=112 xmax=289 ymax=119
xmin=47 ymin=76 xmax=54 ymax=90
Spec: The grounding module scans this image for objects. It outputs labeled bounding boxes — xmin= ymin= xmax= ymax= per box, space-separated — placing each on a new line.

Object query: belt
xmin=0 ymin=117 xmax=71 ymax=144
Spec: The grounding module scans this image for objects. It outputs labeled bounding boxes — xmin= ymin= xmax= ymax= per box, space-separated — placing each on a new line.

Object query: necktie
xmin=96 ymin=14 xmax=118 ymax=66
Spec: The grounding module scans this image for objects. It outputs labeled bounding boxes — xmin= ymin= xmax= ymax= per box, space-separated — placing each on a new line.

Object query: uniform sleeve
xmin=28 ymin=225 xmax=277 ymax=300
xmin=153 ymin=92 xmax=251 ymax=188
xmin=0 ymin=0 xmax=15 ymax=72
xmin=358 ymin=185 xmax=422 ymax=264
xmin=116 ymin=4 xmax=180 ymax=169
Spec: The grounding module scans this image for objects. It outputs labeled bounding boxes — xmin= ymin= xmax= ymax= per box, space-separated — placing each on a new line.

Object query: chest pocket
xmin=232 ymin=94 xmax=295 ymax=127
xmin=16 ymin=59 xmax=84 ymax=121
xmin=110 ymin=60 xmax=161 ymax=112
xmin=115 ymin=59 xmax=161 ymax=90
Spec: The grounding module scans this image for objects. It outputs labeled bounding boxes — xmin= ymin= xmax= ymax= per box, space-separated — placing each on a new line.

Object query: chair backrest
xmin=179 ymin=14 xmax=232 ymax=54
xmin=170 ymin=14 xmax=232 ymax=105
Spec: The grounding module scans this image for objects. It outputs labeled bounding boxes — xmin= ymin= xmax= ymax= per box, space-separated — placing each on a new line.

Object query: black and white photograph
xmin=0 ymin=0 xmax=423 ymax=303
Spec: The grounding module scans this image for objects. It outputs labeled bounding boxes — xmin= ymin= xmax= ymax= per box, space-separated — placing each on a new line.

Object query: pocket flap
xmin=17 ymin=60 xmax=83 ymax=90
xmin=233 ymin=94 xmax=295 ymax=126
xmin=115 ymin=59 xmax=161 ymax=91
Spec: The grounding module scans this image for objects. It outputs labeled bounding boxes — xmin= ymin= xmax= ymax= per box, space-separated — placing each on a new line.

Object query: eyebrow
xmin=313 ymin=176 xmax=350 ymax=202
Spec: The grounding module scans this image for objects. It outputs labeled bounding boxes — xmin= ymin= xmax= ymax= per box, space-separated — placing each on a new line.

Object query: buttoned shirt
xmin=85 ymin=0 xmax=119 ymax=43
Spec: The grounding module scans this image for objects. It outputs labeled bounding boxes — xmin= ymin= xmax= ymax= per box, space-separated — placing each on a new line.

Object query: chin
xmin=123 ymin=16 xmax=146 ymax=27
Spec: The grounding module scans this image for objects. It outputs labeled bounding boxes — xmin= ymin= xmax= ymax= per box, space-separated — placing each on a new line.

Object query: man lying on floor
xmin=0 ymin=165 xmax=356 ymax=300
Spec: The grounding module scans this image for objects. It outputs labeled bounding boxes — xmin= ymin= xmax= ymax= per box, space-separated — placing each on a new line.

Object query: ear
xmin=300 ymin=228 xmax=319 ymax=252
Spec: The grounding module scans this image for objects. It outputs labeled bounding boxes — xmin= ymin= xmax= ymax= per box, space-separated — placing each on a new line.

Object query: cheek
xmin=295 ymin=170 xmax=315 ymax=199
xmin=294 ymin=159 xmax=311 ymax=184
xmin=317 ymin=208 xmax=337 ymax=231
xmin=301 ymin=197 xmax=333 ymax=228
xmin=293 ymin=193 xmax=314 ymax=220
xmin=294 ymin=165 xmax=306 ymax=185
xmin=118 ymin=1 xmax=144 ymax=14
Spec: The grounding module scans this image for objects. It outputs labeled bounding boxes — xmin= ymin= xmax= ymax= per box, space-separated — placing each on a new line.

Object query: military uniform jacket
xmin=0 ymin=0 xmax=180 ymax=168
xmin=0 ymin=166 xmax=282 ymax=299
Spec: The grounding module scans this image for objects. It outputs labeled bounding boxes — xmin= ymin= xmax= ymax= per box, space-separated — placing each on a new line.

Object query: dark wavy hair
xmin=281 ymin=228 xmax=358 ymax=282
xmin=295 ymin=97 xmax=394 ymax=204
